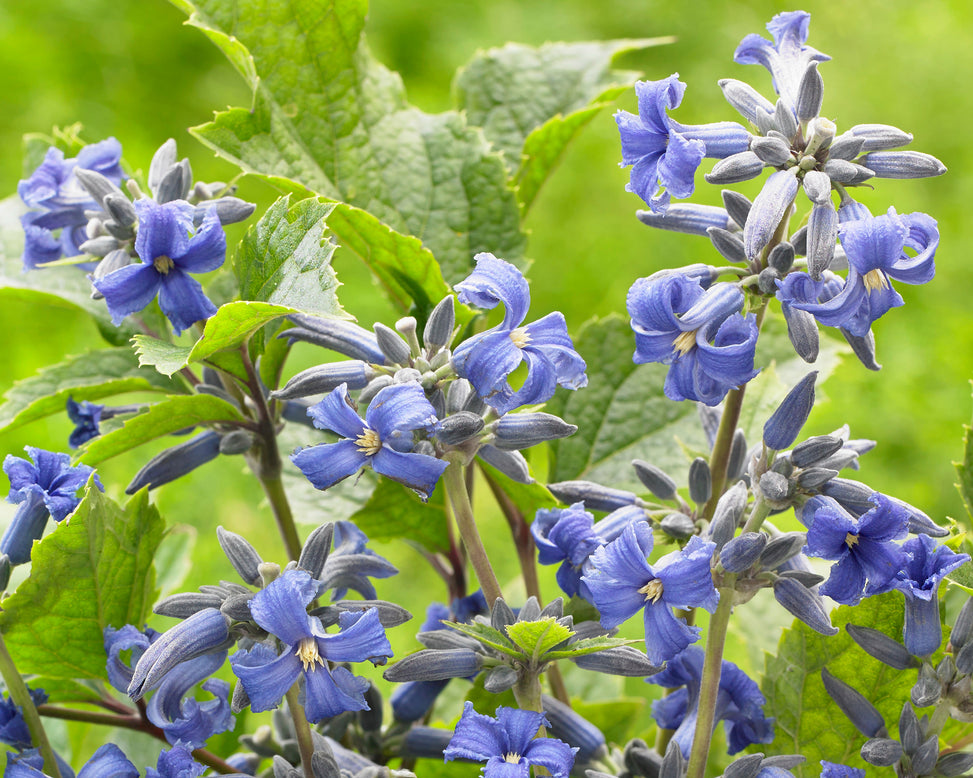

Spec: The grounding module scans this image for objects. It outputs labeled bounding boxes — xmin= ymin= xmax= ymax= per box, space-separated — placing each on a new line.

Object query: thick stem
xmin=285 ymin=685 xmax=316 ymax=778
xmin=0 ymin=634 xmax=60 ymax=778
xmin=513 ymin=671 xmax=545 ymax=716
xmin=443 ymin=458 xmax=503 ymax=608
xmin=260 ymin=472 xmax=303 ymax=561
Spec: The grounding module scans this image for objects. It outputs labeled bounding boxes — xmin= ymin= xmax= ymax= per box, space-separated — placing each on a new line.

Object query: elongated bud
xmin=637 ymin=204 xmax=733 ymax=235
xmin=491 ymin=598 xmax=516 ymax=630
xmin=209 ymin=196 xmax=257 ymax=225
xmin=373 ymin=323 xmax=411 ymax=365
xmin=153 ymin=592 xmax=225 ymax=619
xmin=707 ymin=227 xmax=747 ymax=263
xmin=751 ymin=135 xmax=792 ymax=167
xmin=898 ymin=701 xmax=921 ymax=755
xmin=148 ymin=139 xmax=178 ymax=196
xmin=778 ymin=569 xmax=823 ymax=587
xmin=660 ymin=739 xmax=686 ymax=778
xmin=402 ymin=724 xmax=454 ymax=757
xmin=282 ymin=315 xmax=386 ymax=364
xmin=744 ymin=169 xmax=799 ymax=259
xmin=860 ymin=738 xmax=902 ymax=767
xmin=791 ymin=435 xmax=843 ymax=468
xmin=79 ymin=235 xmax=119 ymax=257
xmin=632 ymin=460 xmax=677 ymax=500
xmin=821 ymin=667 xmax=886 ymax=737
xmin=92 ymin=249 xmax=132 ymax=285
xmin=217 ymin=526 xmax=263 ymax=586
xmin=823 ymin=159 xmax=874 ymax=185
xmin=156 ymin=162 xmax=190 ymax=204
xmin=478 ymin=445 xmax=532 ymax=484
xmin=936 ymin=753 xmax=973 ymax=777
xmin=484 ymin=665 xmax=518 ymax=693
xmin=705 ymin=151 xmax=764 ymax=185
xmin=74 ymin=168 xmax=124 ymax=207
xmin=395 ymin=316 xmax=421 ymax=357
xmin=720 ymin=532 xmax=767 ymax=573
xmin=802 ymin=171 xmax=832 ymax=205
xmin=912 ymin=736 xmax=939 ymax=775
xmin=273 ymin=362 xmax=370 ymax=401
xmin=840 ymin=326 xmax=881 ymax=371
xmin=849 ymin=123 xmax=914 ymax=151
xmin=782 ymin=303 xmax=819 ymax=364
xmin=722 ymin=190 xmax=752 ymax=230
xmin=758 ymin=99 xmax=798 ymax=140
xmin=103 ymin=192 xmax=137 ymax=228
xmin=383 ymin=649 xmax=482 ymax=682
xmin=764 ymin=372 xmax=817 ymax=450
xmin=660 ymin=512 xmax=696 ymax=539
xmin=773 ymin=578 xmax=838 ymax=636
xmin=845 ymin=624 xmax=918 ymax=670
xmin=357 ymin=375 xmax=393 ymax=405
xmin=860 ymin=151 xmax=946 ymax=178
xmin=493 ymin=412 xmax=577 ymax=450
xmin=911 ymin=662 xmax=941 ymax=707
xmin=827 ymin=133 xmax=866 ymax=161
xmin=573 ymin=645 xmax=661 ymax=677
xmin=795 ymin=62 xmax=824 ymax=124
xmin=698 ymin=404 xmax=722 ymax=449
xmin=758 ymin=471 xmax=792 ymax=507
xmin=623 ymin=742 xmax=662 ymax=778
xmin=726 ymin=429 xmax=749 ymax=483
xmin=446 ymin=378 xmax=473 ymax=414
xmin=423 ymin=295 xmax=456 ymax=351
xmin=719 ymin=78 xmax=775 ymax=123
xmin=796 ymin=467 xmax=837 ymax=489
xmin=437 ymin=412 xmax=485 ymax=445
xmin=709 ymin=481 xmax=748 ymax=550
xmin=952 ymin=597 xmax=973 ymax=650
xmin=542 ymin=694 xmax=607 ymax=762
xmin=723 ymin=754 xmax=764 ymax=778
xmin=790 ymin=225 xmax=808 ymax=256
xmin=126 ymin=431 xmax=221 ymax=494
xmin=547 ymin=480 xmax=638 ymax=512
xmin=688 ymin=457 xmax=711 ymax=504
xmin=806 ymin=202 xmax=838 ymax=279
xmin=297 ymin=523 xmax=334 ymax=580
xmin=221 ymin=593 xmax=255 ymax=621
xmin=759 ymin=532 xmax=806 ymax=569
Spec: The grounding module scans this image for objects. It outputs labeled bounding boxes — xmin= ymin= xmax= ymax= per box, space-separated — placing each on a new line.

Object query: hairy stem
xmin=0 ymin=634 xmax=60 ymax=778
xmin=286 ymin=685 xmax=316 ymax=778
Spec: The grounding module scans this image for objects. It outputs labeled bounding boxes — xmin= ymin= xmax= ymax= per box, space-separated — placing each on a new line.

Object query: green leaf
xmin=542 ymin=635 xmax=638 ymax=661
xmin=347 ymin=477 xmax=451 ymax=555
xmin=154 ymin=524 xmax=197 ymax=599
xmin=78 ymin=394 xmax=248 ymax=465
xmin=133 ymin=336 xmax=193 ymax=377
xmin=446 ymin=620 xmax=520 ymax=658
xmin=28 ymin=678 xmax=104 ymax=706
xmin=178 ymin=0 xmax=525 ymax=285
xmin=572 ymin=698 xmax=645 ymax=746
xmin=505 ymin=617 xmax=574 ymax=657
xmin=0 ymin=484 xmax=164 ymax=679
xmin=0 ymin=348 xmax=178 ymax=432
xmin=763 ymin=592 xmax=915 ymax=776
xmin=478 ymin=460 xmax=557 ymax=521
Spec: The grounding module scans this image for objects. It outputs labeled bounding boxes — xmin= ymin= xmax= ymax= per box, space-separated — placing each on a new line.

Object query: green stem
xmin=286 ymin=685 xmax=316 ymax=778
xmin=699 ymin=385 xmax=747 ymax=523
xmin=260 ymin=472 xmax=302 ymax=561
xmin=443 ymin=458 xmax=503 ymax=608
xmin=0 ymin=634 xmax=60 ymax=778
xmin=513 ymin=671 xmax=545 ymax=717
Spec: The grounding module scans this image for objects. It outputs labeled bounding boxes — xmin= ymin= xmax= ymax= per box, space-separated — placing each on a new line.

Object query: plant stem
xmin=443 ymin=458 xmax=503 ymax=609
xmin=0 ymin=634 xmax=60 ymax=778
xmin=699 ymin=385 xmax=747 ymax=523
xmin=286 ymin=685 xmax=316 ymax=778
xmin=260 ymin=471 xmax=302 ymax=561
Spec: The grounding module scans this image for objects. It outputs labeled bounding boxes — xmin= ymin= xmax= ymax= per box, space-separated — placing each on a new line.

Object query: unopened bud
xmin=478 ymin=445 xmax=532 ymax=484
xmin=660 ymin=512 xmax=696 ymax=539
xmin=936 ymin=753 xmax=973 ymax=777
xmin=153 ymin=591 xmax=225 ymax=619
xmin=709 ymin=481 xmax=748 ymax=550
xmin=795 ymin=467 xmax=838 ymax=489
xmin=156 ymin=162 xmax=189 ymax=204
xmin=707 ymin=227 xmax=747 ymax=263
xmin=424 ymin=296 xmax=456 ymax=351
xmin=148 ymin=139 xmax=178 ymax=195
xmin=744 ymin=169 xmax=799 ymax=259
xmin=781 ymin=303 xmax=819 ymax=364
xmin=543 ymin=694 xmax=607 ymax=762
xmin=823 ymin=159 xmax=874 ymax=185
xmin=493 ymin=412 xmax=577 ymax=450
xmin=912 ymin=736 xmax=939 ymax=775
xmin=911 ymin=662 xmax=941 ymax=707
xmin=795 ymin=62 xmax=824 ymax=124
xmin=719 ymin=78 xmax=775 ymax=124
xmin=374 ymin=323 xmax=412 ymax=365
xmin=840 ymin=326 xmax=881 ymax=371
xmin=79 ymin=235 xmax=120 ymax=257
xmin=209 ymin=196 xmax=257 ymax=225
xmin=126 ymin=430 xmax=221 ymax=494
xmin=952 ymin=598 xmax=973 ymax=651
xmin=768 ymin=241 xmax=795 ymax=273
xmin=826 ymin=133 xmax=866 ymax=161
xmin=573 ymin=645 xmax=661 ymax=677
xmin=802 ymin=171 xmax=832 ymax=205
xmin=860 ymin=150 xmax=947 ymax=178
xmin=723 ymin=754 xmax=764 ymax=778
xmin=751 ymin=135 xmax=793 ymax=167
xmin=688 ymin=457 xmax=712 ymax=504
xmin=860 ymin=738 xmax=902 ymax=767
xmin=727 ymin=429 xmax=749 ymax=483
xmin=75 ymin=168 xmax=124 ymax=207
xmin=845 ymin=624 xmax=917 ymax=670
xmin=632 ymin=460 xmax=677 ymax=500
xmin=806 ymin=203 xmax=838 ymax=279
xmin=721 ymin=190 xmax=752 ymax=230
xmin=757 ymin=267 xmax=781 ymax=295
xmin=283 ymin=315 xmax=386 ymax=364
xmin=763 ymin=372 xmax=817 ymax=450
xmin=547 ymin=480 xmax=637 ymax=512
xmin=357 ymin=375 xmax=393 ymax=405
xmin=217 ymin=526 xmax=263 ymax=586
xmin=383 ymin=649 xmax=482 ymax=682
xmin=219 ymin=430 xmax=254 ymax=455
xmin=272 ymin=361 xmax=370 ymax=400
xmin=720 ymin=532 xmax=767 ymax=573
xmin=436 ymin=412 xmax=484 ymax=445
xmin=758 ymin=471 xmax=792 ymax=505
xmin=221 ymin=593 xmax=255 ymax=621
xmin=773 ymin=578 xmax=838 ymax=636
xmin=759 ymin=532 xmax=805 ymax=569
xmin=297 ymin=523 xmax=334 ymax=580
xmin=791 ymin=435 xmax=843 ymax=468
xmin=104 ymin=192 xmax=137 ymax=227
xmin=484 ymin=665 xmax=518 ymax=693
xmin=705 ymin=151 xmax=764 ymax=185
xmin=821 ymin=667 xmax=885 ymax=737
xmin=637 ymin=204 xmax=733 ymax=235
xmin=402 ymin=725 xmax=455 ymax=757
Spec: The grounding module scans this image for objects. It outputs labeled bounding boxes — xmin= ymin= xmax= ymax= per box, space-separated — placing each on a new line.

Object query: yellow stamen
xmin=296 ymin=637 xmax=325 ymax=672
xmin=638 ymin=578 xmax=664 ymax=603
xmin=862 ymin=269 xmax=889 ymax=292
xmin=153 ymin=255 xmax=175 ymax=274
xmin=845 ymin=532 xmax=859 ymax=549
xmin=672 ymin=329 xmax=697 ymax=355
xmin=510 ymin=327 xmax=531 ymax=349
xmin=355 ymin=428 xmax=382 ymax=456
xmin=504 ymin=753 xmax=521 ymax=764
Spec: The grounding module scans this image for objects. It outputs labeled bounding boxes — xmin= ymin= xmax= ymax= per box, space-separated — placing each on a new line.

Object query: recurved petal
xmin=655 ymin=536 xmax=719 ymax=612
xmin=643 ymin=601 xmax=701 ymax=666
xmin=230 ymin=643 xmax=301 ymax=713
xmin=249 ymin=569 xmax=318 ymax=644
xmin=307 ymin=384 xmax=366 ymax=439
xmin=656 ymin=131 xmax=706 ymax=201
xmin=819 ymin=554 xmax=867 ymax=605
xmin=174 ymin=206 xmax=226 ymax=273
xmin=635 ymin=76 xmax=685 ymax=135
xmin=694 ymin=313 xmax=759 ymax=389
xmin=94 ymin=263 xmax=162 ymax=325
xmin=523 ymin=736 xmax=577 ymax=778
xmin=134 ymin=198 xmax=194 ymax=263
xmin=444 ymin=702 xmax=507 ymax=762
xmin=627 ymin=273 xmax=704 ymax=333
xmin=455 ymin=253 xmax=530 ymax=329
xmin=371 ymin=448 xmax=448 ymax=501
xmin=157 ymin=270 xmax=217 ymax=335
xmin=839 ymin=209 xmax=909 ymax=276
xmin=366 ymin=382 xmax=439 ymax=438
xmin=302 ymin=664 xmax=369 ymax=722
xmin=616 ymin=110 xmax=667 ymax=166
xmin=890 ymin=211 xmax=938 ymax=285
xmin=455 ymin=330 xmax=525 ymax=400
xmin=319 ymin=607 xmax=391 ymax=663
xmin=292 ymin=439 xmax=366 ymax=491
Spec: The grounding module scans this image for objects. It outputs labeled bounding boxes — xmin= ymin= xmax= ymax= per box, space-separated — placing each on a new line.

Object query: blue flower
xmin=6 ymin=743 xmax=136 ymax=778
xmin=894 ymin=535 xmax=970 ymax=657
xmin=66 ymin=398 xmax=104 ymax=449
xmin=802 ymin=494 xmax=909 ymax=605
xmin=444 ymin=702 xmax=577 ymax=778
xmin=820 ymin=762 xmax=865 ymax=778
xmin=734 ymin=12 xmax=830 ymax=112
xmin=0 ymin=687 xmax=48 ymax=750
xmin=145 ymin=746 xmax=205 ymax=778
xmin=320 ymin=520 xmax=398 ymax=600
xmin=648 ymin=647 xmax=774 ymax=757
xmin=583 ymin=522 xmax=718 ymax=665
xmin=292 ymin=382 xmax=448 ymax=501
xmin=230 ymin=569 xmax=392 ymax=723
xmin=93 ymin=199 xmax=226 ymax=334
xmin=531 ymin=503 xmax=646 ymax=601
xmin=2 ymin=447 xmax=101 ymax=565
xmin=627 ymin=273 xmax=758 ymax=406
xmin=451 ymin=254 xmax=587 ymax=415
xmin=616 ymin=75 xmax=750 ymax=213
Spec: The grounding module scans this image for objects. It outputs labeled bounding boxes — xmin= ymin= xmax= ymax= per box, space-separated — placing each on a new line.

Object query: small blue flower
xmin=648 ymin=647 xmax=774 ymax=757
xmin=820 ymin=762 xmax=865 ymax=778
xmin=230 ymin=569 xmax=392 ymax=723
xmin=145 ymin=746 xmax=205 ymax=778
xmin=616 ymin=76 xmax=750 ymax=213
xmin=894 ymin=535 xmax=970 ymax=657
xmin=0 ymin=687 xmax=48 ymax=750
xmin=292 ymin=382 xmax=448 ymax=501
xmin=451 ymin=254 xmax=587 ymax=415
xmin=802 ymin=494 xmax=909 ymax=605
xmin=627 ymin=273 xmax=758 ymax=406
xmin=66 ymin=398 xmax=104 ymax=449
xmin=583 ymin=522 xmax=718 ymax=665
xmin=2 ymin=447 xmax=101 ymax=565
xmin=93 ymin=199 xmax=226 ymax=334
xmin=444 ymin=701 xmax=577 ymax=778
xmin=6 ymin=743 xmax=136 ymax=778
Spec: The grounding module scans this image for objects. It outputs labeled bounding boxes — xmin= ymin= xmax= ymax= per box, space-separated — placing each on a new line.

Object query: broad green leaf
xmin=347 ymin=477 xmax=451 ymax=555
xmin=177 ymin=0 xmax=526 ymax=285
xmin=154 ymin=524 xmax=197 ymax=599
xmin=505 ymin=617 xmax=574 ymax=657
xmin=0 ymin=484 xmax=164 ymax=679
xmin=446 ymin=620 xmax=519 ymax=657
xmin=78 ymin=394 xmax=248 ymax=465
xmin=28 ymin=678 xmax=103 ymax=706
xmin=478 ymin=460 xmax=558 ymax=522
xmin=0 ymin=348 xmax=178 ymax=432
xmin=133 ymin=336 xmax=193 ymax=377
xmin=763 ymin=592 xmax=914 ymax=776
xmin=235 ymin=196 xmax=344 ymax=316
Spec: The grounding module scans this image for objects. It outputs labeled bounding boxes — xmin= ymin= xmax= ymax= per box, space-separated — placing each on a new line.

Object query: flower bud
xmin=660 ymin=512 xmax=696 ymax=539
xmin=777 ymin=569 xmax=823 ymax=587
xmin=849 ymin=123 xmax=914 ymax=152
xmin=823 ymin=159 xmax=874 ymax=185
xmin=758 ymin=471 xmax=791 ymax=505
xmin=722 ymin=190 xmax=752 ymax=230
xmin=860 ymin=151 xmax=946 ymax=178
xmin=209 ymin=196 xmax=257 ymax=225
xmin=860 ymin=738 xmax=902 ymax=767
xmin=542 ymin=694 xmax=607 ymax=762
xmin=827 ymin=133 xmax=866 ymax=161
xmin=796 ymin=467 xmax=838 ymax=489
xmin=936 ymin=753 xmax=973 ymax=777
xmin=719 ymin=78 xmax=775 ymax=124
xmin=484 ymin=665 xmax=518 ymax=693
xmin=781 ymin=303 xmax=819 ymax=364
xmin=727 ymin=431 xmax=749 ymax=483
xmin=383 ymin=649 xmax=482 ymax=682
xmin=768 ymin=241 xmax=795 ymax=273
xmin=791 ymin=435 xmax=843 ymax=468
xmin=79 ymin=235 xmax=120 ymax=257
xmin=221 ymin=593 xmax=255 ymax=621
xmin=720 ymin=532 xmax=767 ymax=573
xmin=897 ymin=701 xmax=921 ymax=755
xmin=373 ymin=323 xmax=411 ymax=365
xmin=723 ymin=753 xmax=764 ymax=778
xmin=952 ymin=598 xmax=973 ymax=651
xmin=751 ymin=135 xmax=793 ymax=167
xmin=763 ymin=372 xmax=817 ymax=451
xmin=773 ymin=578 xmax=838 ymax=636
xmin=706 ymin=227 xmax=747 ymax=263
xmin=845 ymin=625 xmax=917 ymax=670
xmin=821 ymin=667 xmax=885 ymax=737
xmin=660 ymin=739 xmax=686 ymax=778
xmin=357 ymin=375 xmax=393 ymax=405
xmin=216 ymin=526 xmax=263 ymax=586
xmin=493 ymin=412 xmax=577 ymax=450
xmin=126 ymin=431 xmax=222 ymax=494
xmin=757 ymin=267 xmax=781 ymax=295
xmin=573 ymin=645 xmax=660 ymax=677
xmin=401 ymin=724 xmax=454 ymax=757
xmin=632 ymin=460 xmax=677 ymax=500
xmin=478 ymin=445 xmax=532 ymax=484
xmin=688 ymin=457 xmax=712 ymax=505
xmin=103 ymin=192 xmax=137 ymax=228
xmin=423 ymin=295 xmax=456 ymax=351
xmin=839 ymin=326 xmax=881 ymax=371
xmin=547 ymin=480 xmax=638 ymax=512
xmin=446 ymin=378 xmax=473 ymax=414
xmin=282 ymin=315 xmax=386 ymax=364
xmin=219 ymin=430 xmax=255 ymax=455
xmin=705 ymin=151 xmax=764 ymax=185
xmin=153 ymin=591 xmax=225 ymax=619
xmin=957 ymin=638 xmax=973 ymax=676
xmin=297 ymin=523 xmax=334 ymax=580
xmin=148 ymin=139 xmax=178 ymax=196
xmin=911 ymin=736 xmax=939 ymax=775
xmin=911 ymin=662 xmax=941 ymax=707
xmin=744 ymin=169 xmax=799 ymax=259
xmin=709 ymin=481 xmax=748 ymax=550
xmin=795 ymin=62 xmax=824 ymax=124
xmin=436 ymin=412 xmax=485 ymax=445
xmin=759 ymin=532 xmax=806 ymax=569
xmin=698 ymin=404 xmax=722 ymax=449
xmin=802 ymin=170 xmax=831 ymax=205
xmin=156 ymin=162 xmax=190 ymax=204
xmin=636 ymin=204 xmax=733 ymax=235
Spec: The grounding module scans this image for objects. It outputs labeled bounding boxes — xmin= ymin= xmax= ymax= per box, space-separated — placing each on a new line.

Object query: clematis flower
xmin=6 ymin=743 xmax=136 ymax=778
xmin=583 ymin=522 xmax=718 ymax=665
xmin=648 ymin=647 xmax=774 ymax=757
xmin=230 ymin=569 xmax=392 ymax=723
xmin=93 ymin=198 xmax=226 ymax=334
xmin=616 ymin=75 xmax=750 ymax=212
xmin=292 ymin=382 xmax=448 ymax=501
xmin=893 ymin=535 xmax=969 ymax=657
xmin=145 ymin=747 xmax=205 ymax=778
xmin=820 ymin=762 xmax=865 ymax=778
xmin=802 ymin=494 xmax=909 ymax=605
xmin=443 ymin=702 xmax=577 ymax=778
xmin=0 ymin=688 xmax=48 ymax=750
xmin=627 ymin=273 xmax=758 ymax=405
xmin=2 ymin=447 xmax=101 ymax=565
xmin=66 ymin=398 xmax=104 ymax=448
xmin=452 ymin=254 xmax=587 ymax=414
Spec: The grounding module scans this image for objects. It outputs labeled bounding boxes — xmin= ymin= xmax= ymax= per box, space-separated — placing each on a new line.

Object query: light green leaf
xmin=763 ymin=592 xmax=915 ymax=776
xmin=542 ymin=635 xmax=638 ymax=661
xmin=0 ymin=348 xmax=178 ymax=432
xmin=0 ymin=483 xmax=164 ymax=679
xmin=505 ymin=617 xmax=573 ymax=657
xmin=347 ymin=477 xmax=451 ymax=555
xmin=446 ymin=620 xmax=520 ymax=658
xmin=177 ymin=0 xmax=525 ymax=285
xmin=133 ymin=336 xmax=193 ymax=377
xmin=154 ymin=525 xmax=197 ymax=599
xmin=28 ymin=678 xmax=103 ymax=706
xmin=572 ymin=698 xmax=646 ymax=746
xmin=78 ymin=394 xmax=248 ymax=465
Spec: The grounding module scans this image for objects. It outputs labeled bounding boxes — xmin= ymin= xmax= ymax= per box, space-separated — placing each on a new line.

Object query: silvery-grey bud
xmin=272 ymin=755 xmax=301 ymax=778
xmin=358 ymin=375 xmax=393 ymax=405
xmin=632 ymin=460 xmax=677 ymax=500
xmin=827 ymin=133 xmax=866 ymax=161
xmin=764 ymin=372 xmax=817 ymax=451
xmin=723 ymin=753 xmax=764 ymax=778
xmin=719 ymin=78 xmax=775 ymax=124
xmin=777 ymin=569 xmax=824 ymax=587
xmin=156 ymin=163 xmax=188 ymax=204
xmin=845 ymin=624 xmax=917 ymax=671
xmin=806 ymin=202 xmax=838 ymax=279
xmin=840 ymin=327 xmax=881 ymax=371
xmin=816 ymin=449 xmax=858 ymax=472
xmin=542 ymin=694 xmax=607 ymax=763
xmin=395 ymin=316 xmax=421 ymax=355
xmin=311 ymin=752 xmax=340 ymax=778
xmin=154 ymin=592 xmax=225 ymax=619
xmin=860 ymin=151 xmax=947 ymax=178
xmin=757 ymin=267 xmax=781 ymax=295
xmin=912 ymin=662 xmax=941 ymax=707
xmin=936 ymin=753 xmax=973 ymax=777
xmin=374 ymin=323 xmax=411 ymax=365
xmin=231 ymin=682 xmax=251 ymax=715
xmin=796 ymin=467 xmax=838 ymax=489
xmin=104 ymin=192 xmax=137 ymax=228
xmin=957 ymin=637 xmax=973 ymax=676
xmin=937 ymin=655 xmax=957 ymax=685
xmin=383 ymin=649 xmax=483 ymax=682
xmin=221 ymin=593 xmax=255 ymax=621
xmin=283 ymin=315 xmax=386 ymax=364
xmin=744 ymin=169 xmax=799 ymax=259
xmin=822 ymin=667 xmax=885 ymax=737
xmin=720 ymin=532 xmax=767 ymax=573
xmin=860 ymin=738 xmax=902 ymax=767
xmin=824 ymin=159 xmax=875 ymax=185
xmin=148 ymin=139 xmax=178 ymax=196
xmin=698 ymin=404 xmax=722 ymax=449
xmin=574 ymin=645 xmax=660 ymax=677
xmin=771 ymin=456 xmax=794 ymax=477
xmin=547 ymin=481 xmax=638 ymax=512
xmin=849 ymin=124 xmax=914 ymax=152
xmin=688 ymin=457 xmax=711 ymax=504
xmin=209 ymin=196 xmax=257 ymax=225
xmin=272 ymin=361 xmax=370 ymax=400
xmin=759 ymin=532 xmax=805 ymax=569
xmin=484 ymin=665 xmax=518 ymax=693
xmin=791 ymin=435 xmax=843 ymax=468
xmin=952 ymin=597 xmax=973 ymax=651
xmin=660 ymin=739 xmax=686 ymax=778
xmin=705 ymin=151 xmax=764 ymax=185
xmin=727 ymin=429 xmax=749 ymax=483
xmin=437 ymin=412 xmax=485 ymax=445
xmin=707 ymin=227 xmax=747 ymax=263
xmin=768 ymin=242 xmax=795 ymax=273
xmin=802 ymin=171 xmax=832 ymax=204
xmin=773 ymin=578 xmax=838 ymax=636
xmin=446 ymin=379 xmax=473 ymax=414
xmin=74 ymin=168 xmax=124 ymax=207
xmin=789 ymin=224 xmax=808 ymax=256
xmin=0 ymin=555 xmax=10 ymax=592
xmin=709 ymin=481 xmax=748 ymax=550
xmin=219 ymin=430 xmax=255 ymax=455
xmin=424 ymin=296 xmax=456 ymax=351
xmin=660 ymin=512 xmax=696 ymax=539
xmin=911 ymin=736 xmax=939 ymax=775
xmin=297 ymin=523 xmax=334 ymax=580
xmin=126 ymin=431 xmax=221 ymax=494
xmin=217 ymin=526 xmax=264 ymax=586
xmin=758 ymin=471 xmax=791 ymax=504
xmin=782 ymin=303 xmax=819 ymax=364
xmin=751 ymin=135 xmax=793 ymax=167
xmin=478 ymin=445 xmax=531 ymax=484
xmin=898 ymin=702 xmax=921 ymax=755
xmin=795 ymin=62 xmax=824 ymax=124
xmin=402 ymin=727 xmax=455 ymax=759
xmin=491 ymin=597 xmax=516 ymax=630
xmin=721 ymin=190 xmax=752 ymax=230
xmin=493 ymin=412 xmax=577 ymax=450
xmin=79 ymin=236 xmax=120 ymax=257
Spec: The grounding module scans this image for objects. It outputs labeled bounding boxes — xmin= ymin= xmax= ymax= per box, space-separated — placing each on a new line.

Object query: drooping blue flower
xmin=451 ymin=254 xmax=587 ymax=415
xmin=93 ymin=199 xmax=226 ymax=334
xmin=444 ymin=702 xmax=577 ymax=778
xmin=2 ymin=447 xmax=101 ymax=564
xmin=0 ymin=687 xmax=48 ymax=750
xmin=616 ymin=75 xmax=750 ymax=213
xmin=6 ymin=743 xmax=136 ymax=778
xmin=320 ymin=520 xmax=398 ymax=600
xmin=627 ymin=273 xmax=758 ymax=406
xmin=893 ymin=535 xmax=970 ymax=657
xmin=531 ymin=503 xmax=646 ymax=601
xmin=648 ymin=647 xmax=774 ymax=757
xmin=583 ymin=522 xmax=718 ymax=665
xmin=144 ymin=746 xmax=205 ymax=778
xmin=819 ymin=762 xmax=865 ymax=778
xmin=734 ymin=12 xmax=830 ymax=112
xmin=802 ymin=494 xmax=909 ymax=606
xmin=292 ymin=382 xmax=448 ymax=502
xmin=230 ymin=569 xmax=392 ymax=723
xmin=66 ymin=398 xmax=104 ymax=449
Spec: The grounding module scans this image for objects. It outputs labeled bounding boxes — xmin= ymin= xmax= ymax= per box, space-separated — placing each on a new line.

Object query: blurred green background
xmin=0 ymin=0 xmax=970 ymax=765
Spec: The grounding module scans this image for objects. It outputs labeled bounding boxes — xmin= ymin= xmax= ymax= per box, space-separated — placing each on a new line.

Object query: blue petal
xmin=495 ymin=706 xmax=550 ymax=756
xmin=678 ymin=283 xmax=744 ymax=330
xmin=492 ymin=347 xmax=559 ymax=414
xmin=902 ymin=592 xmax=942 ymax=657
xmin=157 ymin=270 xmax=218 ymax=335
xmin=857 ymin=493 xmax=909 ymax=543
xmin=627 ymin=273 xmax=704 ymax=334
xmin=94 ymin=263 xmax=162 ymax=325
xmin=839 ymin=209 xmax=909 ymax=276
xmin=674 ymin=120 xmax=752 ymax=158
xmin=651 ymin=687 xmax=689 ymax=730
xmin=819 ymin=554 xmax=867 ymax=605
xmin=292 ymin=439 xmax=367 ymax=491
xmin=0 ymin=494 xmax=50 ymax=565
xmin=483 ymin=757 xmax=529 ymax=778
xmin=804 ymin=497 xmax=856 ymax=559
xmin=444 ymin=702 xmax=507 ymax=762
xmin=75 ymin=138 xmax=124 ymax=183
xmin=307 ymin=384 xmax=366 ymax=440
xmin=302 ymin=664 xmax=369 ymax=722
xmin=643 ymin=600 xmax=701 ymax=665
xmin=616 ymin=110 xmax=666 ymax=166
xmin=656 ymin=131 xmax=706 ymax=201
xmin=655 ymin=536 xmax=719 ymax=612
xmin=455 ymin=253 xmax=530 ymax=329
xmin=20 ymin=214 xmax=64 ymax=269
xmin=230 ymin=642 xmax=301 ymax=713
xmin=77 ymin=744 xmax=138 ymax=778
xmin=249 ymin=569 xmax=319 ymax=645
xmin=454 ymin=330 xmax=524 ymax=402
xmin=522 ymin=735 xmax=577 ymax=778
xmin=892 ymin=211 xmax=938 ymax=284
xmin=371 ymin=447 xmax=448 ymax=501
xmin=635 ymin=76 xmax=685 ymax=135
xmin=173 ymin=206 xmax=226 ymax=273
xmin=366 ymin=382 xmax=439 ymax=439
xmin=104 ymin=624 xmax=152 ymax=693
xmin=134 ymin=199 xmax=195 ymax=265
xmin=318 ymin=607 xmax=391 ymax=663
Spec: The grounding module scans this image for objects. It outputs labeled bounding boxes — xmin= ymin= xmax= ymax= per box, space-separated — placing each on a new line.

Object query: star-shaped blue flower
xmin=93 ymin=199 xmax=226 ymax=334
xmin=452 ymin=254 xmax=587 ymax=415
xmin=444 ymin=702 xmax=577 ymax=778
xmin=583 ymin=522 xmax=718 ymax=665
xmin=66 ymin=398 xmax=104 ymax=449
xmin=292 ymin=382 xmax=448 ymax=501
xmin=230 ymin=569 xmax=392 ymax=723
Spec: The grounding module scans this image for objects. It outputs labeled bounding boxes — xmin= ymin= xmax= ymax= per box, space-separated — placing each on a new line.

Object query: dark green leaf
xmin=347 ymin=477 xmax=451 ymax=555
xmin=0 ymin=484 xmax=164 ymax=679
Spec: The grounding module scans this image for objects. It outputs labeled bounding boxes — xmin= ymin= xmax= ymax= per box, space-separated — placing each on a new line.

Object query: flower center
xmin=672 ymin=329 xmax=697 ymax=356
xmin=153 ymin=255 xmax=175 ymax=275
xmin=638 ymin=578 xmax=665 ymax=603
xmin=510 ymin=327 xmax=531 ymax=349
xmin=355 ymin=428 xmax=382 ymax=456
xmin=296 ymin=637 xmax=325 ymax=672
xmin=862 ymin=269 xmax=889 ymax=292
xmin=503 ymin=753 xmax=521 ymax=764
xmin=845 ymin=532 xmax=859 ymax=549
